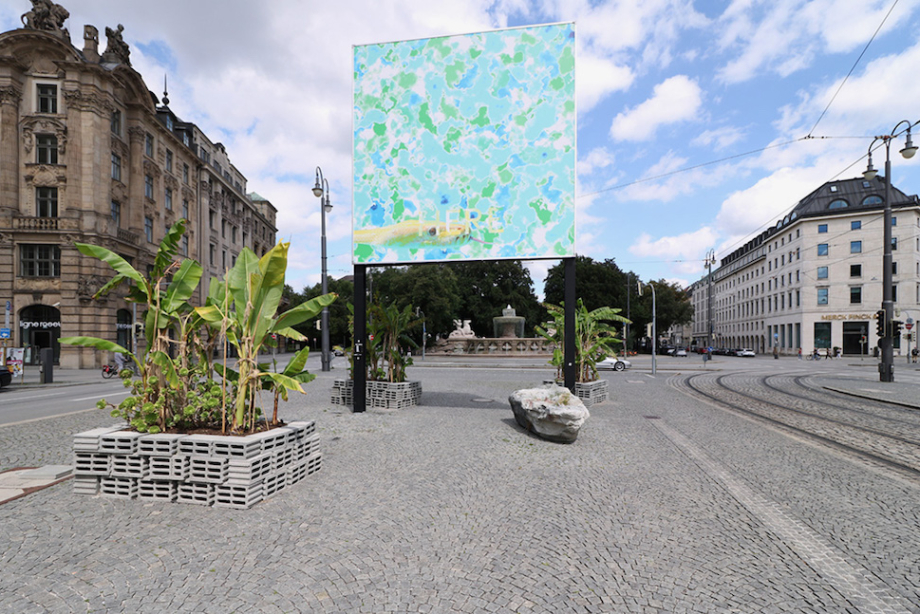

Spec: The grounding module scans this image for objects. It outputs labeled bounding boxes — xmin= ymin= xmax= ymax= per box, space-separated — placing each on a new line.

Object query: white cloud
xmin=628 ymin=226 xmax=719 ymax=277
xmin=692 ymin=126 xmax=745 ymax=151
xmin=609 ymin=75 xmax=702 ymax=141
xmin=577 ymin=147 xmax=616 ymax=176
xmin=577 ymin=52 xmax=634 ymax=113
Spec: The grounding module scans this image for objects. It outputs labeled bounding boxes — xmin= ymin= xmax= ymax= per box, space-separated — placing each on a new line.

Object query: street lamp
xmin=863 ymin=120 xmax=917 ymax=383
xmin=705 ymin=249 xmax=716 ymax=351
xmin=313 ymin=167 xmax=333 ymax=372
xmin=638 ymin=280 xmax=656 ymax=376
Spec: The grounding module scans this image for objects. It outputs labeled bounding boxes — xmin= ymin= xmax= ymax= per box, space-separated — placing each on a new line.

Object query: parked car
xmin=736 ymin=348 xmax=756 ymax=357
xmin=597 ymin=356 xmax=631 ymax=371
xmin=0 ymin=365 xmax=11 ymax=389
xmin=673 ymin=348 xmax=688 ymax=357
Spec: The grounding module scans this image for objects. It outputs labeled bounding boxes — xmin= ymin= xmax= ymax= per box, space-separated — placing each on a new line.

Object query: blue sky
xmin=4 ymin=0 xmax=920 ymax=298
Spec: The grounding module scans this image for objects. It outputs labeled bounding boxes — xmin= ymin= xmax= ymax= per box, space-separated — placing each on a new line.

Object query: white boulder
xmin=508 ymin=385 xmax=589 ymax=443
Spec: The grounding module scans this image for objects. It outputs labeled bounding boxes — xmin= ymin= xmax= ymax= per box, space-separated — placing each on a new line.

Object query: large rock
xmin=508 ymin=385 xmax=589 ymax=443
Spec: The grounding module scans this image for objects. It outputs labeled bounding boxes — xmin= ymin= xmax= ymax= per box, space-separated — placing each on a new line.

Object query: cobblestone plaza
xmin=1 ymin=358 xmax=918 ymax=613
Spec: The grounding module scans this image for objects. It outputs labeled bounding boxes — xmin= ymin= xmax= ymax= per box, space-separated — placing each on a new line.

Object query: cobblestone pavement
xmin=0 ymin=362 xmax=918 ymax=613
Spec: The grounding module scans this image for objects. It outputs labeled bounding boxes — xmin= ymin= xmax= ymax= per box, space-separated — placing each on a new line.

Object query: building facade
xmin=691 ymin=176 xmax=920 ymax=356
xmin=0 ymin=4 xmax=276 ymax=368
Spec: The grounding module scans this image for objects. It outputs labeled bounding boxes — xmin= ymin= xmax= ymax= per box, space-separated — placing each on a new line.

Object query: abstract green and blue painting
xmin=353 ymin=23 xmax=575 ymax=264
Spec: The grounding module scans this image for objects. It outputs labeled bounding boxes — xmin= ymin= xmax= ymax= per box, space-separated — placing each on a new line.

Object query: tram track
xmin=673 ymin=372 xmax=920 ymax=478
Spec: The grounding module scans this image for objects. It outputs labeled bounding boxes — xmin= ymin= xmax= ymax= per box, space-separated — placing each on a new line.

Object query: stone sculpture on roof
xmin=103 ymin=24 xmax=131 ymax=66
xmin=21 ymin=0 xmax=70 ymax=37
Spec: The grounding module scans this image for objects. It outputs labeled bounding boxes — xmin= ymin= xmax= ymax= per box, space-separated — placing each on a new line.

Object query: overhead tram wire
xmin=806 ymin=0 xmax=902 ymax=137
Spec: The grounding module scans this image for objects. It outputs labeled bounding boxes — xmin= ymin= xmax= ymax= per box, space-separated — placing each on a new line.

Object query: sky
xmin=4 ymin=0 xmax=920 ymax=298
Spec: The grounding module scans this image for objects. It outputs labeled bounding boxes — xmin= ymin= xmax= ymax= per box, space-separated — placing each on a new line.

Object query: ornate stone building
xmin=0 ymin=3 xmax=276 ymax=368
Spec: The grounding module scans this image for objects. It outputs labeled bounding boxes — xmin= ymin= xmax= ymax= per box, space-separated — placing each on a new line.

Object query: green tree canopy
xmin=449 ymin=260 xmax=542 ymax=337
xmin=369 ymin=264 xmax=461 ymax=346
xmin=294 ymin=276 xmax=354 ymax=349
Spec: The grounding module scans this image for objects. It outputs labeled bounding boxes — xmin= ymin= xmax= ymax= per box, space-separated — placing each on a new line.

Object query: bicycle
xmin=101 ymin=364 xmax=118 ymax=378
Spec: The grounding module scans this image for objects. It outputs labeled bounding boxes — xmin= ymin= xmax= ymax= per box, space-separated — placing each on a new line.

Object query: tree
xmin=631 ymin=280 xmax=694 ymax=349
xmin=449 ymin=260 xmax=542 ymax=337
xmin=296 ymin=276 xmax=354 ymax=349
xmin=369 ymin=264 xmax=461 ymax=347
xmin=543 ymin=256 xmax=631 ymax=314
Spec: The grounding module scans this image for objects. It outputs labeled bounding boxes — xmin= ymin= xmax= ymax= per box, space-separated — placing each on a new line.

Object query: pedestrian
xmin=797 ymin=348 xmax=802 ymax=360
xmin=114 ymin=351 xmax=126 ymax=371
xmin=824 ymin=348 xmax=830 ymax=360
xmin=773 ymin=346 xmax=779 ymax=360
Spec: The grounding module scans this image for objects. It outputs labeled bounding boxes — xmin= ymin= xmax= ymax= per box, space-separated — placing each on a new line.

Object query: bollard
xmin=40 ymin=347 xmax=53 ymax=383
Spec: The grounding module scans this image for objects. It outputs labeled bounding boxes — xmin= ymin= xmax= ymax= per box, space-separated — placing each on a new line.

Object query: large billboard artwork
xmin=353 ymin=23 xmax=575 ymax=264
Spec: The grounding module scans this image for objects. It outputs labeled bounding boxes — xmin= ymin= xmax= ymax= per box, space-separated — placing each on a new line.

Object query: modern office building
xmin=0 ymin=5 xmax=276 ymax=368
xmin=691 ymin=176 xmax=920 ymax=356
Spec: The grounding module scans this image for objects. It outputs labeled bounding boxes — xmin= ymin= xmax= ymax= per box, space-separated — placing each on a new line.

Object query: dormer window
xmin=829 ymin=185 xmax=838 ymax=192
xmin=862 ymin=195 xmax=883 ymax=205
xmin=828 ymin=199 xmax=848 ymax=209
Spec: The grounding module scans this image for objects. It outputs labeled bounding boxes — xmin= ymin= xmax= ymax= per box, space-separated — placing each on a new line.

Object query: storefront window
xmin=814 ymin=322 xmax=831 ymax=349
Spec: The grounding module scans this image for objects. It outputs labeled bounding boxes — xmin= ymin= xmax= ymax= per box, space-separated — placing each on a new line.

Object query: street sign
xmin=0 ymin=328 xmax=9 ymax=339
xmin=4 ymin=301 xmax=10 ymax=311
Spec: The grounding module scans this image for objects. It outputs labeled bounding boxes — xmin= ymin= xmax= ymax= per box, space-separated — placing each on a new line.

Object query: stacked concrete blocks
xmin=331 ymin=379 xmax=423 ymax=410
xmin=574 ymin=380 xmax=608 ymax=406
xmin=72 ymin=421 xmax=322 ymax=509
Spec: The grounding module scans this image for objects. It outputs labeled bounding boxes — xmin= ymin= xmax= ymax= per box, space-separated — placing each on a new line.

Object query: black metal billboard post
xmin=564 ymin=257 xmax=576 ymax=391
xmin=353 ymin=265 xmax=367 ymax=412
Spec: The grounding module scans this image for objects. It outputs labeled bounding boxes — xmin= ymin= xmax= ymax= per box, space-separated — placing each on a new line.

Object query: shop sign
xmin=20 ymin=321 xmax=61 ymax=329
xmin=820 ymin=313 xmax=877 ymax=321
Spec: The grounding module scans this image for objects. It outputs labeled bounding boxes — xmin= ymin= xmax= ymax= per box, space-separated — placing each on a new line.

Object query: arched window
xmin=861 ymin=195 xmax=883 ymax=206
xmin=828 ymin=199 xmax=849 ymax=209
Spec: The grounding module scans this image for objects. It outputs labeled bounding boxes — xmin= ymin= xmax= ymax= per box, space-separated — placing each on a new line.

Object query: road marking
xmin=652 ymin=418 xmax=914 ymax=614
xmin=70 ymin=391 xmax=130 ymax=402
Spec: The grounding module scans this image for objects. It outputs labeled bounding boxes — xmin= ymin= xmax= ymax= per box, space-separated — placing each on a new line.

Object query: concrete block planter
xmin=541 ymin=379 xmax=609 ymax=407
xmin=73 ymin=420 xmax=322 ymax=509
xmin=574 ymin=380 xmax=608 ymax=406
xmin=331 ymin=379 xmax=423 ymax=410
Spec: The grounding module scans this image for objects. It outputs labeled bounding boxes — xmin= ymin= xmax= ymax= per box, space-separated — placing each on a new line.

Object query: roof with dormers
xmin=719 ymin=175 xmax=919 ymax=268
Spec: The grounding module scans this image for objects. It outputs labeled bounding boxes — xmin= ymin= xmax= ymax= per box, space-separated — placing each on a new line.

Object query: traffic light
xmin=891 ymin=319 xmax=902 ymax=339
xmin=876 ymin=310 xmax=887 ymax=338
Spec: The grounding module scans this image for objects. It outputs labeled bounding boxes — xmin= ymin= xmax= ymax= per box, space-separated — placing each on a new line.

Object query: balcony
xmin=117 ymin=228 xmax=140 ymax=244
xmin=16 ymin=217 xmax=59 ymax=230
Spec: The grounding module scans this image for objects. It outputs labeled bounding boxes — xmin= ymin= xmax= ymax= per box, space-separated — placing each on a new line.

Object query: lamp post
xmin=863 ymin=121 xmax=917 ymax=383
xmin=312 ymin=167 xmax=333 ymax=372
xmin=705 ymin=249 xmax=715 ymax=351
xmin=638 ymin=280 xmax=656 ymax=376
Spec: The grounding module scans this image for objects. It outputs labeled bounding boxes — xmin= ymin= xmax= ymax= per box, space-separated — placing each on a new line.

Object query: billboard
xmin=353 ymin=23 xmax=575 ymax=264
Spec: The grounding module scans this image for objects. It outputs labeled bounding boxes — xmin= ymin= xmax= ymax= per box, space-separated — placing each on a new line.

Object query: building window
xmin=814 ymin=322 xmax=831 ymax=349
xmin=111 ymin=201 xmax=120 ymax=227
xmin=36 ymin=135 xmax=58 ymax=164
xmin=817 ymin=287 xmax=829 ymax=305
xmin=181 ymin=235 xmax=188 ymax=256
xmin=111 ymin=153 xmax=122 ymax=181
xmin=818 ymin=224 xmax=827 ymax=233
xmin=182 ymin=199 xmax=189 ymax=220
xmin=145 ymin=133 xmax=154 ymax=157
xmin=183 ymin=164 xmax=189 ymax=184
xmin=222 ymin=220 xmax=226 ymax=238
xmin=828 ymin=199 xmax=848 ymax=209
xmin=850 ymin=241 xmax=862 ymax=254
xmin=166 ymin=114 xmax=174 ymax=130
xmin=19 ymin=244 xmax=60 ymax=277
xmin=36 ymin=187 xmax=57 ymax=217
xmin=891 ymin=237 xmax=898 ymax=250
xmin=166 ymin=149 xmax=173 ymax=172
xmin=182 ymin=132 xmax=190 ymax=147
xmin=893 ymin=284 xmax=898 ymax=302
xmin=817 ymin=266 xmax=828 ymax=280
xmin=111 ymin=110 xmax=122 ymax=135
xmin=850 ymin=264 xmax=861 ymax=277
xmin=850 ymin=286 xmax=862 ymax=304
xmin=892 ymin=216 xmax=898 ymax=226
xmin=37 ymin=84 xmax=57 ymax=113
xmin=145 ymin=216 xmax=153 ymax=242
xmin=209 ymin=243 xmax=216 ymax=266
xmin=818 ymin=243 xmax=828 ymax=256
xmin=145 ymin=174 xmax=154 ymax=200
xmin=851 ymin=220 xmax=861 ymax=230
xmin=893 ymin=261 xmax=898 ymax=275
xmin=165 ymin=187 xmax=173 ymax=210
xmin=231 ymin=226 xmax=237 ymax=243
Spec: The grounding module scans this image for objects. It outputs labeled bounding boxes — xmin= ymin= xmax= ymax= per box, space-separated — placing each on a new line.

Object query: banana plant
xmin=536 ymin=299 xmax=630 ymax=383
xmin=195 ymin=242 xmax=336 ymax=432
xmin=60 ymin=220 xmax=202 ymax=432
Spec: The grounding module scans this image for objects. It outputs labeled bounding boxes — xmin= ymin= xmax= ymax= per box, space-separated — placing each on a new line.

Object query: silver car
xmin=597 ymin=356 xmax=631 ymax=372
